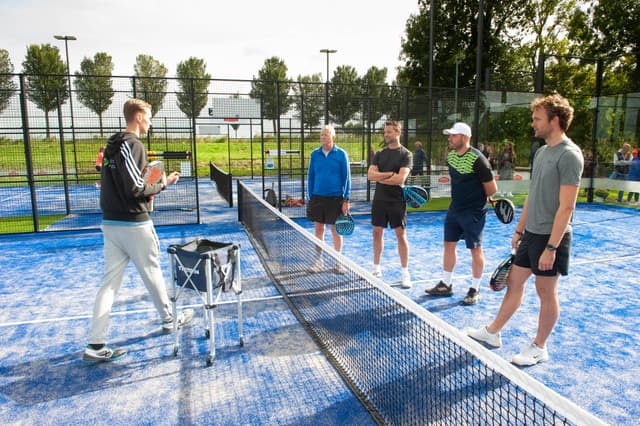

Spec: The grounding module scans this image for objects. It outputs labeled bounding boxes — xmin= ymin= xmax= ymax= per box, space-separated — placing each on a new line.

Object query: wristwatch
xmin=545 ymin=243 xmax=557 ymax=251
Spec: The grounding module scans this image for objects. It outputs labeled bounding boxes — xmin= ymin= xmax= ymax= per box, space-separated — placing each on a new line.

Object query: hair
xmin=415 ymin=140 xmax=422 ymax=149
xmin=321 ymin=124 xmax=336 ymax=138
xmin=123 ymin=98 xmax=152 ymax=123
xmin=530 ymin=94 xmax=574 ymax=132
xmin=384 ymin=120 xmax=402 ymax=132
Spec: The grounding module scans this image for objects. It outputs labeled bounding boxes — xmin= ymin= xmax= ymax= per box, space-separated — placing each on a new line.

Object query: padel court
xmin=0 ymin=180 xmax=637 ymax=425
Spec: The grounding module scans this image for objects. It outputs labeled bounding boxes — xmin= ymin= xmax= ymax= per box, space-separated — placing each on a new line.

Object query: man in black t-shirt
xmin=368 ymin=120 xmax=413 ymax=288
xmin=425 ymin=122 xmax=497 ymax=304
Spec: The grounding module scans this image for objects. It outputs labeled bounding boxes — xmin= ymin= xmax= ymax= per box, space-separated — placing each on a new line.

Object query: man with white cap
xmin=425 ymin=122 xmax=497 ymax=305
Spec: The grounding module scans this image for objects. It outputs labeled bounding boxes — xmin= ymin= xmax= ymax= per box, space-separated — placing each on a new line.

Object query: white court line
xmin=0 ymin=294 xmax=284 ymax=328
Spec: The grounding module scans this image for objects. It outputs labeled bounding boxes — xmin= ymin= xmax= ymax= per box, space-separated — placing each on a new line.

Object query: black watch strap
xmin=545 ymin=243 xmax=557 ymax=251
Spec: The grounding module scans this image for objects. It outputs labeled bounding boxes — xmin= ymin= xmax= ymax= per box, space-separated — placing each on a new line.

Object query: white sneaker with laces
xmin=463 ymin=326 xmax=502 ymax=348
xmin=308 ymin=259 xmax=324 ymax=273
xmin=371 ymin=265 xmax=382 ymax=278
xmin=401 ymin=270 xmax=412 ymax=288
xmin=511 ymin=342 xmax=549 ymax=366
xmin=162 ymin=308 xmax=195 ymax=332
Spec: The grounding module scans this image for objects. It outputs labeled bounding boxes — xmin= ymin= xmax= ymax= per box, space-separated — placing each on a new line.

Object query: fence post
xmin=19 ymin=74 xmax=39 ymax=232
xmin=56 ymin=91 xmax=71 ymax=214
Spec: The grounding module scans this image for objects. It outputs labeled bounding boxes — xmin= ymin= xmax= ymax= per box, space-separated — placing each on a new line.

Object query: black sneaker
xmin=82 ymin=345 xmax=127 ymax=362
xmin=462 ymin=288 xmax=480 ymax=305
xmin=425 ymin=281 xmax=453 ymax=297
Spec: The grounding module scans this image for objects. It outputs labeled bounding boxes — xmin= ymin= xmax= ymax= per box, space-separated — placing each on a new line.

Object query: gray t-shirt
xmin=526 ymin=139 xmax=583 ymax=234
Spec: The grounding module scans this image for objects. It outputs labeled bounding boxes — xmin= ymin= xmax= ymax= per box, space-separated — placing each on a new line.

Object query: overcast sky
xmin=1 ymin=0 xmax=421 ymax=82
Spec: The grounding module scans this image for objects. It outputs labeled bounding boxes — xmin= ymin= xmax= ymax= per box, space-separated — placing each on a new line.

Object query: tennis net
xmin=237 ymin=180 xmax=603 ymax=425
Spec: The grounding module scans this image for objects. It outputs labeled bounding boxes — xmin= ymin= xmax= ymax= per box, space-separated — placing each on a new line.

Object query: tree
xmin=176 ymin=57 xmax=211 ymax=118
xmin=0 ymin=49 xmax=17 ymax=114
xmin=328 ymin=65 xmax=361 ymax=125
xmin=249 ymin=56 xmax=292 ymax=132
xmin=292 ymin=73 xmax=324 ymax=131
xmin=75 ymin=52 xmax=114 ymax=135
xmin=361 ymin=66 xmax=392 ymax=125
xmin=133 ymin=54 xmax=168 ymax=117
xmin=22 ymin=44 xmax=68 ymax=138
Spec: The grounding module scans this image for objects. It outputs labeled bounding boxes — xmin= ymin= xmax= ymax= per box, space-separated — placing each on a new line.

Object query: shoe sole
xmin=425 ymin=291 xmax=453 ymax=297
xmin=82 ymin=349 xmax=127 ymax=363
xmin=462 ymin=297 xmax=480 ymax=305
xmin=511 ymin=355 xmax=549 ymax=366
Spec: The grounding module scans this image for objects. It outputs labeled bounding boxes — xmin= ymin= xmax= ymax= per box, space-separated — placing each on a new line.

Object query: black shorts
xmin=371 ymin=200 xmax=406 ymax=229
xmin=444 ymin=208 xmax=487 ymax=249
xmin=306 ymin=195 xmax=343 ymax=224
xmin=514 ymin=231 xmax=572 ymax=276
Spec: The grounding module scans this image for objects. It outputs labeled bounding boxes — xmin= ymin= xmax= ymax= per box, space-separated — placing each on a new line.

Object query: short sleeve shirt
xmin=448 ymin=146 xmax=494 ymax=211
xmin=372 ymin=146 xmax=412 ymax=202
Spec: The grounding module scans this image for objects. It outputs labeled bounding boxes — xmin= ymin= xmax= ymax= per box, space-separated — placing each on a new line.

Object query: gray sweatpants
xmin=88 ymin=221 xmax=172 ymax=344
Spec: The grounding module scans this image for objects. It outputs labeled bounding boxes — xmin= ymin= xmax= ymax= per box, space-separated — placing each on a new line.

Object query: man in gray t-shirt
xmin=465 ymin=94 xmax=584 ymax=367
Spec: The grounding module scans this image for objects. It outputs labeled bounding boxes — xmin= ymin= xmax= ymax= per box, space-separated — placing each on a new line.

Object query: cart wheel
xmin=173 ymin=345 xmax=179 ymax=356
xmin=206 ymin=355 xmax=213 ymax=366
xmin=205 ymin=329 xmax=210 ymax=338
xmin=239 ymin=337 xmax=245 ymax=347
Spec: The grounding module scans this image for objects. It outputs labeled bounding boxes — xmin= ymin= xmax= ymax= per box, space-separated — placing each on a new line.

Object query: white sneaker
xmin=401 ymin=270 xmax=411 ymax=288
xmin=511 ymin=342 xmax=549 ymax=366
xmin=371 ymin=265 xmax=382 ymax=278
xmin=463 ymin=326 xmax=502 ymax=348
xmin=308 ymin=259 xmax=324 ymax=273
xmin=162 ymin=308 xmax=194 ymax=332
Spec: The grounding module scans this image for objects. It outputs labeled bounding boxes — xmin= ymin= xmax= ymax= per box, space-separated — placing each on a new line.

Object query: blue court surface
xmin=0 ymin=180 xmax=637 ymax=425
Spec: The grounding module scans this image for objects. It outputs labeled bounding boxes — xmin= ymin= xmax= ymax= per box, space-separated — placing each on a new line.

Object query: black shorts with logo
xmin=306 ymin=195 xmax=343 ymax=224
xmin=514 ymin=231 xmax=572 ymax=276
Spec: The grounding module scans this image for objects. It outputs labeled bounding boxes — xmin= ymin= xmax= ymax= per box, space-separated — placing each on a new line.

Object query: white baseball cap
xmin=443 ymin=122 xmax=472 ymax=137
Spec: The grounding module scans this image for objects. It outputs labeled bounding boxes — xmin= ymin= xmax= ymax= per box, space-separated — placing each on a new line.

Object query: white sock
xmin=373 ymin=263 xmax=381 ymax=272
xmin=471 ymin=277 xmax=481 ymax=290
xmin=443 ymin=270 xmax=453 ymax=284
xmin=402 ymin=267 xmax=409 ymax=275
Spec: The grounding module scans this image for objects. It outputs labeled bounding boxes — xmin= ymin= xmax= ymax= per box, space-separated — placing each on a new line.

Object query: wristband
xmin=515 ymin=230 xmax=524 ymax=236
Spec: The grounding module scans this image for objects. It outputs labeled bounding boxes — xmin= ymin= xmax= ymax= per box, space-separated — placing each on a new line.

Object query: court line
xmin=0 ymin=294 xmax=284 ymax=328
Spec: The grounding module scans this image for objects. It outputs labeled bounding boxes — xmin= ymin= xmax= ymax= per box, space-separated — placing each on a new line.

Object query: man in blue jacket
xmin=306 ymin=125 xmax=351 ymax=272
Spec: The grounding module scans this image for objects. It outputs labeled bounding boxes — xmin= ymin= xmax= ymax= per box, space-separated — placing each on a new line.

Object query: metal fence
xmin=1 ymin=72 xmax=638 ymax=233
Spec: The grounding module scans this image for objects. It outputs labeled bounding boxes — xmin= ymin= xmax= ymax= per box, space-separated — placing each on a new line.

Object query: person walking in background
xmin=411 ymin=140 xmax=426 ymax=176
xmin=95 ymin=146 xmax=105 ymax=188
xmin=498 ymin=142 xmax=516 ymax=180
xmin=611 ymin=142 xmax=632 ymax=202
xmin=425 ymin=122 xmax=497 ymax=305
xmin=368 ymin=120 xmax=413 ymax=288
xmin=626 ymin=148 xmax=640 ymax=204
xmin=83 ymin=99 xmax=192 ymax=363
xmin=306 ymin=125 xmax=351 ymax=272
xmin=465 ymin=94 xmax=583 ymax=366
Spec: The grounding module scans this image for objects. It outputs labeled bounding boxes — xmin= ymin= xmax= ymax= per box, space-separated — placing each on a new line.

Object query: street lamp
xmin=54 ymin=35 xmax=78 ymax=182
xmin=54 ymin=35 xmax=76 ymax=135
xmin=320 ymin=49 xmax=337 ymax=124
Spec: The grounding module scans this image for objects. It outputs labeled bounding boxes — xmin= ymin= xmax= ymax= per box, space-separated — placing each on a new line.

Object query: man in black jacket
xmin=83 ymin=99 xmax=192 ymax=363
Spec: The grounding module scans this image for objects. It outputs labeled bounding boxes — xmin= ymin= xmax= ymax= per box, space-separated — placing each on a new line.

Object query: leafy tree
xmin=176 ymin=57 xmax=211 ymax=118
xmin=328 ymin=65 xmax=361 ymax=125
xmin=292 ymin=73 xmax=324 ymax=131
xmin=74 ymin=52 xmax=114 ymax=135
xmin=133 ymin=54 xmax=168 ymax=117
xmin=249 ymin=56 xmax=292 ymax=132
xmin=0 ymin=49 xmax=17 ymax=114
xmin=361 ymin=66 xmax=392 ymax=125
xmin=22 ymin=44 xmax=68 ymax=138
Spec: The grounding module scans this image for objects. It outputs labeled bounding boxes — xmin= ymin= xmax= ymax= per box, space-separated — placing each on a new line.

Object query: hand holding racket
xmin=489 ymin=198 xmax=515 ymax=224
xmin=490 ymin=248 xmax=516 ymax=291
xmin=402 ymin=185 xmax=430 ymax=208
xmin=143 ymin=160 xmax=165 ymax=185
xmin=335 ymin=213 xmax=355 ymax=236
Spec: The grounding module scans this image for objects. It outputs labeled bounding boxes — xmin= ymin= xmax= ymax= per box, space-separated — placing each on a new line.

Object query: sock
xmin=471 ymin=277 xmax=481 ymax=290
xmin=88 ymin=343 xmax=105 ymax=350
xmin=443 ymin=270 xmax=453 ymax=284
xmin=373 ymin=263 xmax=381 ymax=272
xmin=402 ymin=267 xmax=409 ymax=275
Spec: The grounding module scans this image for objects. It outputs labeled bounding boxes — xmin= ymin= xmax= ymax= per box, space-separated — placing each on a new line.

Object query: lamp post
xmin=320 ymin=49 xmax=337 ymax=124
xmin=54 ymin=35 xmax=77 ymax=181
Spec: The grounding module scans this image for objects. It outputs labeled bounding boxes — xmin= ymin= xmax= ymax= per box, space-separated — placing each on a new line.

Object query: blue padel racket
xmin=403 ymin=185 xmax=430 ymax=208
xmin=490 ymin=248 xmax=516 ymax=291
xmin=335 ymin=213 xmax=355 ymax=236
xmin=492 ymin=198 xmax=515 ymax=224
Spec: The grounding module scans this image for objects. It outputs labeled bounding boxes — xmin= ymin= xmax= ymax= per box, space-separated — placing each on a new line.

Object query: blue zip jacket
xmin=307 ymin=145 xmax=351 ymax=200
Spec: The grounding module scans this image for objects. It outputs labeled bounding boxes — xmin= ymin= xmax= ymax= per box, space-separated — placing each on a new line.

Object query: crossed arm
xmin=368 ymin=165 xmax=411 ymax=186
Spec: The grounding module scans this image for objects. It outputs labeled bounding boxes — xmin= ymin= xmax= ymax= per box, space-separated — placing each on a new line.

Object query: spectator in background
xmin=498 ymin=142 xmax=517 ymax=180
xmin=610 ymin=142 xmax=632 ymax=202
xmin=582 ymin=149 xmax=598 ymax=178
xmin=626 ymin=148 xmax=640 ymax=204
xmin=479 ymin=142 xmax=490 ymax=161
xmin=411 ymin=140 xmax=427 ymax=176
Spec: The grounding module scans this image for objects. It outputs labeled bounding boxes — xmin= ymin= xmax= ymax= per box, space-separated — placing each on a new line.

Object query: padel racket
xmin=490 ymin=248 xmax=516 ymax=291
xmin=491 ymin=198 xmax=515 ymax=224
xmin=335 ymin=213 xmax=355 ymax=236
xmin=402 ymin=185 xmax=430 ymax=208
xmin=143 ymin=160 xmax=165 ymax=185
